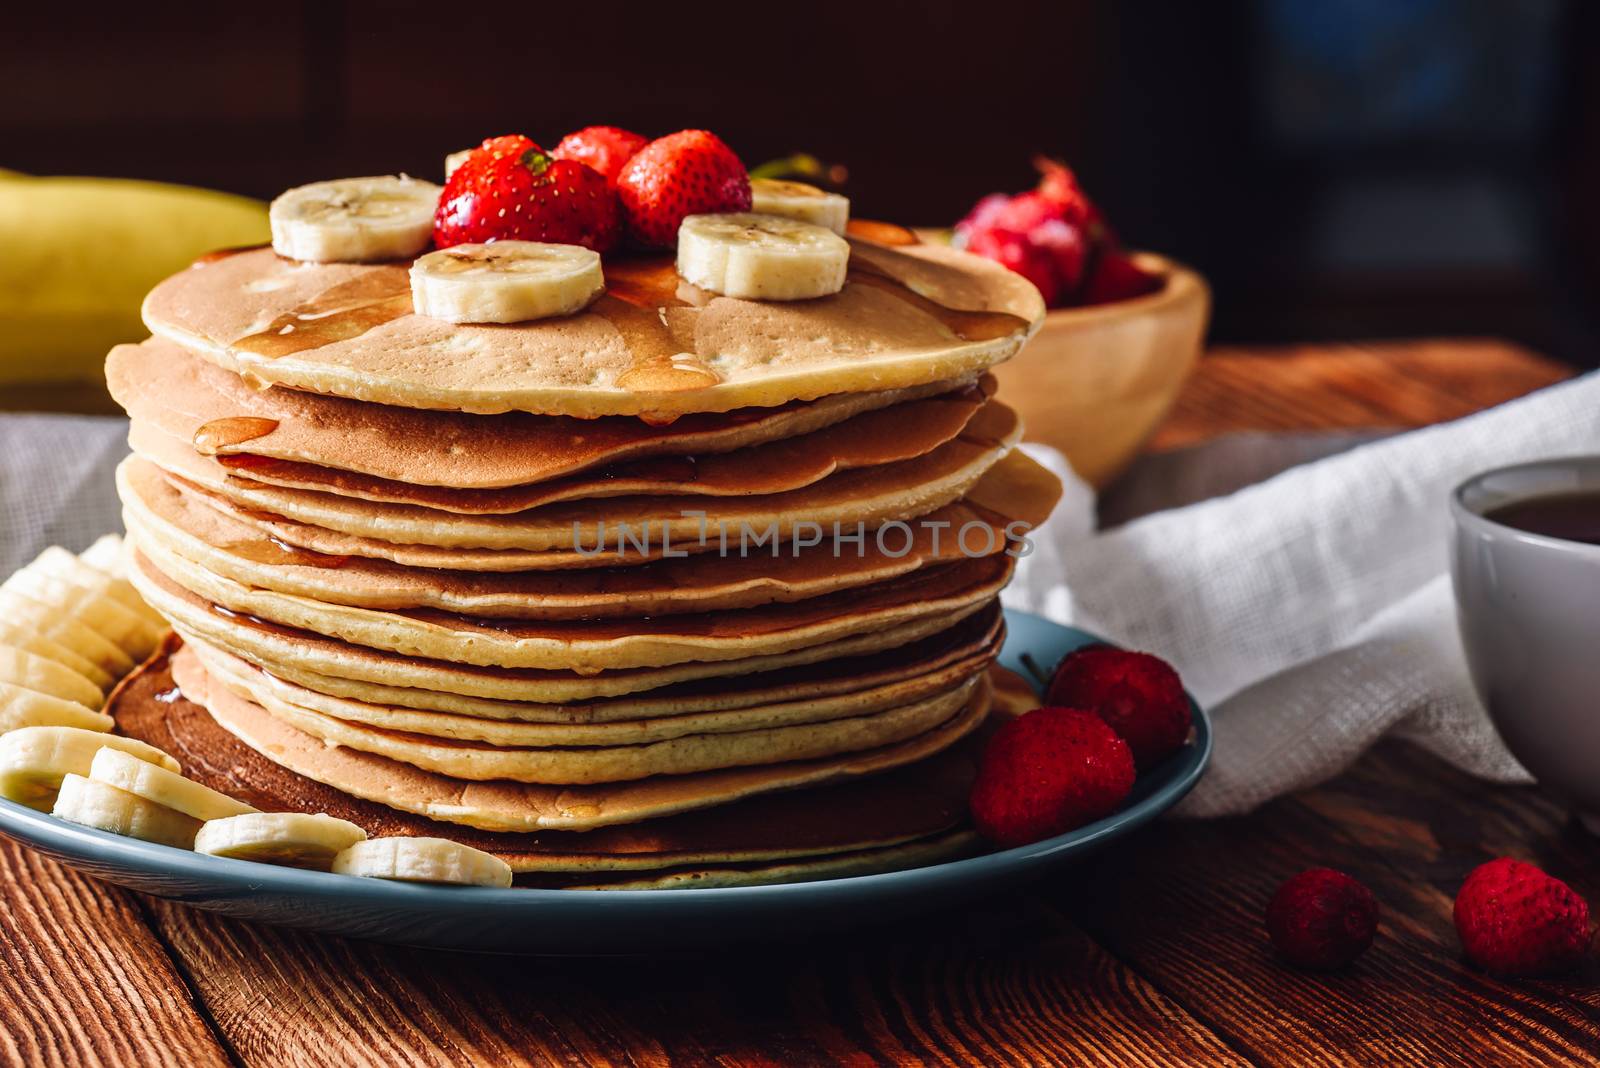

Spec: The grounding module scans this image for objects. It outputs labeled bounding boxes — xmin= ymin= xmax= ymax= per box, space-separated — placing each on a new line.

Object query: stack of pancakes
xmin=106 ymin=234 xmax=1060 ymax=888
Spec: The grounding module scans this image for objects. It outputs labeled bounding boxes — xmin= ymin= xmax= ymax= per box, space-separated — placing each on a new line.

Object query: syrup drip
xmin=594 ymin=257 xmax=723 ymax=393
xmin=223 ymin=535 xmax=351 ymax=569
xmin=232 ymin=266 xmax=413 ymax=358
xmin=193 ymin=417 xmax=280 ymax=453
xmin=847 ymin=259 xmax=1029 ymax=342
xmin=194 ymin=243 xmax=269 ymax=266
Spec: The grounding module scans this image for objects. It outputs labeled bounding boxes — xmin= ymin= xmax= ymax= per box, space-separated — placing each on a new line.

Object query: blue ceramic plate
xmin=0 ymin=611 xmax=1209 ymax=954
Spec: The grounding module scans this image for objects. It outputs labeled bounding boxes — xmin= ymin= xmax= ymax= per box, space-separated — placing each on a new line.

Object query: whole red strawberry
xmin=434 ymin=134 xmax=622 ymax=252
xmin=1082 ymin=248 xmax=1162 ymax=305
xmin=969 ymin=706 xmax=1135 ymax=849
xmin=617 ymin=129 xmax=751 ymax=248
xmin=1046 ymin=646 xmax=1190 ymax=770
xmin=553 ymin=125 xmax=648 ymax=189
xmin=1454 ymin=858 xmax=1592 ymax=975
xmin=1266 ymin=868 xmax=1379 ymax=969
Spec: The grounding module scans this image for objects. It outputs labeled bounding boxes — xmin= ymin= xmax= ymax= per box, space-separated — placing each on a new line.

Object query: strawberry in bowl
xmin=959 ymin=158 xmax=1209 ymax=487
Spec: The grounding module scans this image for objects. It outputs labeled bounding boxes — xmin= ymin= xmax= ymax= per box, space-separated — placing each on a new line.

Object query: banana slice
xmin=0 ymin=645 xmax=103 ymax=709
xmin=80 ymin=534 xmax=129 ymax=578
xmin=52 ymin=774 xmax=201 ymax=849
xmin=331 ymin=837 xmax=512 ymax=888
xmin=0 ymin=621 xmax=112 ymax=691
xmin=196 ymin=812 xmax=367 ymax=870
xmin=270 ymin=176 xmax=441 ymax=264
xmin=410 ymin=242 xmax=604 ymax=324
xmin=0 ymin=591 xmax=135 ymax=677
xmin=676 ymin=213 xmax=849 ymax=301
xmin=30 ymin=546 xmax=167 ymax=631
xmin=444 ymin=149 xmax=473 ymax=181
xmin=749 ymin=178 xmax=850 ymax=235
xmin=0 ymin=570 xmax=162 ymax=660
xmin=88 ymin=747 xmax=255 ymax=822
xmin=0 ymin=682 xmax=112 ymax=734
xmin=0 ymin=726 xmax=177 ymax=811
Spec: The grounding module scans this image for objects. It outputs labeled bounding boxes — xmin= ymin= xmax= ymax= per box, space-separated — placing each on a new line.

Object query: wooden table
xmin=1 ymin=339 xmax=1591 ymax=1068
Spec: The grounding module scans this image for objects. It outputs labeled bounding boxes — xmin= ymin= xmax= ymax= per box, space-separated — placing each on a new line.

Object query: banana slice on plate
xmin=79 ymin=534 xmax=129 ymax=579
xmin=88 ymin=747 xmax=255 ymax=822
xmin=0 ymin=682 xmax=113 ymax=734
xmin=195 ymin=812 xmax=367 ymax=870
xmin=0 ymin=645 xmax=103 ymax=709
xmin=410 ymin=241 xmax=603 ymax=324
xmin=30 ymin=546 xmax=167 ymax=631
xmin=444 ymin=149 xmax=473 ymax=181
xmin=52 ymin=774 xmax=201 ymax=849
xmin=0 ymin=570 xmax=163 ymax=660
xmin=0 ymin=726 xmax=177 ymax=811
xmin=332 ymin=837 xmax=512 ymax=888
xmin=749 ymin=178 xmax=850 ymax=235
xmin=0 ymin=621 xmax=112 ymax=692
xmin=676 ymin=213 xmax=849 ymax=301
xmin=0 ymin=591 xmax=135 ymax=677
xmin=270 ymin=176 xmax=441 ymax=263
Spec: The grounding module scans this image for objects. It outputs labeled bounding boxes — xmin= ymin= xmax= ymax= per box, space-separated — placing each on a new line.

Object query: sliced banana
xmin=0 ymin=591 xmax=135 ymax=676
xmin=444 ymin=149 xmax=473 ymax=181
xmin=88 ymin=747 xmax=255 ymax=822
xmin=331 ymin=837 xmax=512 ymax=888
xmin=0 ymin=570 xmax=162 ymax=660
xmin=676 ymin=213 xmax=849 ymax=301
xmin=0 ymin=645 xmax=103 ymax=709
xmin=196 ymin=812 xmax=367 ymax=871
xmin=80 ymin=534 xmax=129 ymax=579
xmin=29 ymin=546 xmax=167 ymax=631
xmin=270 ymin=176 xmax=441 ymax=264
xmin=52 ymin=774 xmax=201 ymax=849
xmin=750 ymin=178 xmax=850 ymax=235
xmin=0 ymin=682 xmax=112 ymax=734
xmin=0 ymin=726 xmax=177 ymax=811
xmin=0 ymin=621 xmax=113 ymax=691
xmin=410 ymin=242 xmax=604 ymax=324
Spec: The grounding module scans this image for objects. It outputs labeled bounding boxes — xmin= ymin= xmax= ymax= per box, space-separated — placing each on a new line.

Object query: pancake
xmin=168 ymin=645 xmax=993 ymax=831
xmin=108 ymin=337 xmax=979 ymax=488
xmin=113 ymin=642 xmax=985 ymax=873
xmin=141 ymin=241 xmax=1044 ymax=418
xmin=142 ymin=553 xmax=998 ymax=702
xmin=201 ymin=643 xmax=981 ymax=784
xmin=130 ymin=400 xmax=1021 ymax=551
xmin=120 ymin=450 xmax=1060 ymax=617
xmin=131 ymin=534 xmax=1011 ymax=670
xmin=207 ymin=609 xmax=1004 ymax=724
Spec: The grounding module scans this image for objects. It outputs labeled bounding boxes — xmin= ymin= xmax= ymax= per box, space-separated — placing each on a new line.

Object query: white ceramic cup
xmin=1451 ymin=457 xmax=1600 ymax=832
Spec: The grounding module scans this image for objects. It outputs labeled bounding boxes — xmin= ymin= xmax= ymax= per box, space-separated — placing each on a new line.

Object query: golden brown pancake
xmin=120 ymin=451 xmax=1059 ymax=617
xmin=167 ymin=645 xmax=992 ymax=831
xmin=141 ymin=242 xmax=1044 ymax=418
xmin=108 ymin=338 xmax=981 ymax=488
xmin=112 ymin=641 xmax=985 ymax=873
xmin=128 ymin=400 xmax=1021 ymax=551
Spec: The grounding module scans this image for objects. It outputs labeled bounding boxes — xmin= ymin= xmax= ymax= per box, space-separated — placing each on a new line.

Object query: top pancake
xmin=141 ymin=240 xmax=1044 ymax=418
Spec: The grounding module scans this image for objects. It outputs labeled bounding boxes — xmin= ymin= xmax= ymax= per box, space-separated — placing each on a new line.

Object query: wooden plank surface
xmin=0 ymin=338 xmax=1589 ymax=1068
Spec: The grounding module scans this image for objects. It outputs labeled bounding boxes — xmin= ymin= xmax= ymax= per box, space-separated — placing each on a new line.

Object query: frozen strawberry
xmin=434 ymin=134 xmax=622 ymax=252
xmin=1033 ymin=156 xmax=1093 ymax=224
xmin=1081 ymin=247 xmax=1163 ymax=305
xmin=963 ymin=227 xmax=1061 ymax=306
xmin=1027 ymin=218 xmax=1088 ymax=296
xmin=1266 ymin=868 xmax=1379 ymax=969
xmin=1454 ymin=858 xmax=1592 ymax=975
xmin=955 ymin=193 xmax=1014 ymax=235
xmin=969 ymin=705 xmax=1135 ymax=848
xmin=617 ymin=129 xmax=751 ymax=248
xmin=1046 ymin=646 xmax=1189 ymax=770
xmin=552 ymin=125 xmax=649 ymax=189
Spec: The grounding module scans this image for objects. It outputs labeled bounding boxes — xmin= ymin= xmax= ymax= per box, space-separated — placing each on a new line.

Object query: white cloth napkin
xmin=1005 ymin=371 xmax=1600 ymax=816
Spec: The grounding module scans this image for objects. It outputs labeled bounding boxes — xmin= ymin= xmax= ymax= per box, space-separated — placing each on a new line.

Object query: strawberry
xmin=1033 ymin=156 xmax=1094 ymax=228
xmin=969 ymin=706 xmax=1134 ymax=848
xmin=963 ymin=226 xmax=1061 ymax=306
xmin=1266 ymin=868 xmax=1379 ymax=969
xmin=553 ymin=125 xmax=649 ymax=189
xmin=1081 ymin=247 xmax=1163 ymax=306
xmin=1046 ymin=646 xmax=1190 ymax=769
xmin=617 ymin=129 xmax=751 ymax=248
xmin=434 ymin=134 xmax=622 ymax=252
xmin=1454 ymin=858 xmax=1592 ymax=975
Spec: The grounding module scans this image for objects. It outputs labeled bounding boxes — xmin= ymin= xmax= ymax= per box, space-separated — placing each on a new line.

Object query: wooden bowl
xmin=989 ymin=253 xmax=1210 ymax=488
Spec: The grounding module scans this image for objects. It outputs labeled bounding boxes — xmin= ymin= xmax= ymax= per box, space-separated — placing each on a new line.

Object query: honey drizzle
xmin=221 ymin=535 xmax=351 ymax=569
xmin=598 ymin=257 xmax=722 ymax=393
xmin=232 ymin=266 xmax=413 ymax=358
xmin=847 ymin=258 xmax=1029 ymax=342
xmin=193 ymin=417 xmax=280 ymax=454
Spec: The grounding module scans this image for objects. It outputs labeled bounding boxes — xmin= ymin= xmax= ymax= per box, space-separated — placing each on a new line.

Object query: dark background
xmin=7 ymin=0 xmax=1598 ymax=364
